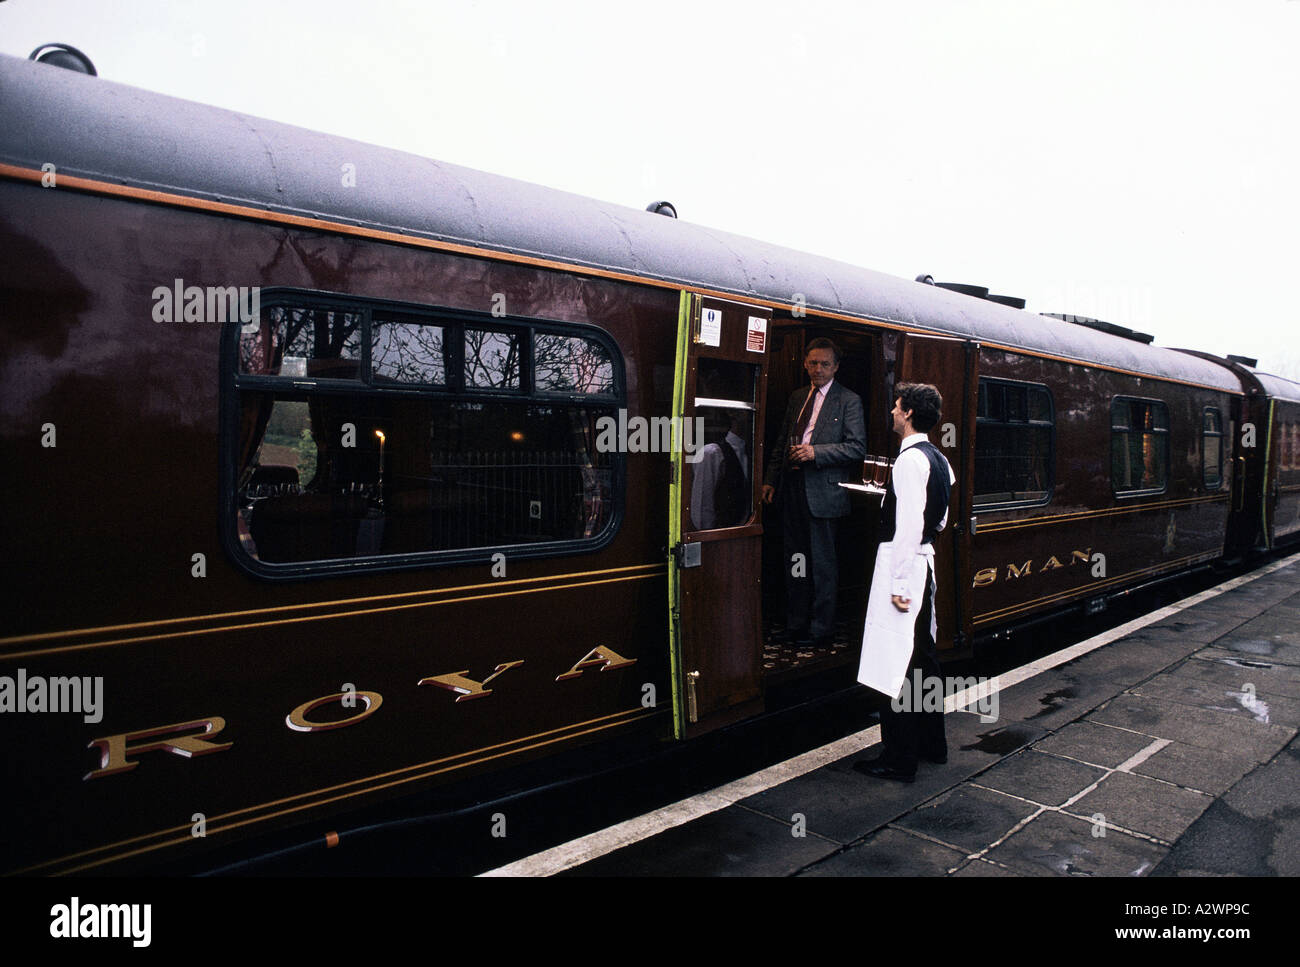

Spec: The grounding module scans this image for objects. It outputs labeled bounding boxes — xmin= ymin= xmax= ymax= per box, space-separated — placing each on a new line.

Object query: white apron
xmin=856 ymin=541 xmax=936 ymax=700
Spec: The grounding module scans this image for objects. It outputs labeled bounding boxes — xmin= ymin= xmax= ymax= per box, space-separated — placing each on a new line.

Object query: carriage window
xmin=230 ymin=294 xmax=622 ymax=572
xmin=1203 ymin=408 xmax=1223 ymax=489
xmin=973 ymin=379 xmax=1053 ymax=508
xmin=372 ymin=317 xmax=446 ymax=385
xmin=240 ymin=306 xmax=362 ymax=380
xmin=535 ymin=334 xmax=614 ymax=394
xmin=465 ymin=328 xmax=521 ymax=390
xmin=686 ymin=358 xmax=756 ymax=531
xmin=1111 ymin=398 xmax=1169 ymax=494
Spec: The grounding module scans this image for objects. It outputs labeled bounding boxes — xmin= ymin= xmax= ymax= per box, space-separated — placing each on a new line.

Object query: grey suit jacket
xmin=764 ymin=380 xmax=867 ymax=518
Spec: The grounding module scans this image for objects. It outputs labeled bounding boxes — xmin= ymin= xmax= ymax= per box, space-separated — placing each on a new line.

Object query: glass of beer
xmin=872 ymin=457 xmax=891 ymax=489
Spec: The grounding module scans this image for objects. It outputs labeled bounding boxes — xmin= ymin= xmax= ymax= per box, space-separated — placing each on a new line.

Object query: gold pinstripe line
xmin=0 ymin=563 xmax=664 ymax=647
xmin=0 ymin=165 xmax=1245 ymax=396
xmin=2 ymin=571 xmax=665 ymax=660
xmin=976 ymin=495 xmax=1230 ymax=533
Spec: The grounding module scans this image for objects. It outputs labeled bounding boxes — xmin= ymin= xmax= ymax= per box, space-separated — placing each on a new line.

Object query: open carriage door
xmin=895 ymin=332 xmax=980 ymax=652
xmin=668 ymin=293 xmax=772 ymax=737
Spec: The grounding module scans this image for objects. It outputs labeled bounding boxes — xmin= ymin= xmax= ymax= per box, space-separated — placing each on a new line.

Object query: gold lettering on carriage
xmin=971 ymin=548 xmax=1095 ymax=588
xmin=84 ymin=716 xmax=233 ymax=780
xmin=419 ymin=661 xmax=526 ymax=702
xmin=81 ymin=646 xmax=637 ymax=778
xmin=555 ymin=646 xmax=637 ymax=681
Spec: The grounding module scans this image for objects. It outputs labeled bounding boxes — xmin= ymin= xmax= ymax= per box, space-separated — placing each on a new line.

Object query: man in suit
xmin=855 ymin=382 xmax=955 ymax=783
xmin=761 ymin=338 xmax=866 ymax=646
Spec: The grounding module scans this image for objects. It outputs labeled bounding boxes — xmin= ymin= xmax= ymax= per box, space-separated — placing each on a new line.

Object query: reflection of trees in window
xmin=465 ymin=329 xmax=520 ymax=389
xmin=239 ymin=307 xmax=361 ymax=376
xmin=372 ymin=321 xmax=445 ymax=384
xmin=535 ymin=334 xmax=614 ymax=393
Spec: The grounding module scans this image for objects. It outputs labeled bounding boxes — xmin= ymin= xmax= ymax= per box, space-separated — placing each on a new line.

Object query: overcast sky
xmin=4 ymin=0 xmax=1297 ymax=378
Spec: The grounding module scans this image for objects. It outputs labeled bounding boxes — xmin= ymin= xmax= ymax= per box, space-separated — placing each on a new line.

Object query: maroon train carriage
xmin=1174 ymin=352 xmax=1300 ymax=553
xmin=0 ymin=54 xmax=1285 ymax=874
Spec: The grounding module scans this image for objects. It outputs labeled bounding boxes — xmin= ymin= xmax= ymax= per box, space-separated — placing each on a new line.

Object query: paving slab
xmin=1129 ymin=673 xmax=1300 ymax=728
xmin=1035 ymin=720 xmax=1156 ymax=769
xmin=1068 ymin=771 xmax=1214 ymax=843
xmin=1133 ymin=600 xmax=1253 ymax=631
xmin=1052 ymin=640 xmax=1191 ymax=687
xmin=739 ymin=713 xmax=1044 ymax=845
xmin=1212 ymin=626 xmax=1300 ymax=666
xmin=1194 ymin=647 xmax=1300 ymax=675
xmin=950 ymin=857 xmax=1022 ymax=876
xmin=1165 ymin=654 xmax=1300 ymax=699
xmin=1066 ymin=631 xmax=1210 ymax=671
xmin=1130 ymin=740 xmax=1260 ymax=797
xmin=952 ymin=719 xmax=1050 ymax=758
xmin=557 ymin=803 xmax=836 ymax=876
xmin=798 ymin=826 xmax=968 ymax=877
xmin=893 ymin=783 xmax=1040 ymax=853
xmin=974 ymin=750 xmax=1108 ymax=807
xmin=984 ymin=809 xmax=1168 ymax=877
xmin=1086 ymin=693 xmax=1296 ymax=762
xmin=1153 ymin=737 xmax=1300 ymax=876
xmin=979 ymin=671 xmax=1129 ymax=732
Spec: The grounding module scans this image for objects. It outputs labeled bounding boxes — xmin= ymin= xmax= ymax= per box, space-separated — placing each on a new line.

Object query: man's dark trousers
xmin=877 ymin=567 xmax=948 ymax=773
xmin=782 ymin=469 xmax=838 ymax=639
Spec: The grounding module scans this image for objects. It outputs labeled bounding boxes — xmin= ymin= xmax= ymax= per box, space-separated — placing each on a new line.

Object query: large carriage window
xmin=973 ymin=379 xmax=1053 ymax=508
xmin=1112 ymin=398 xmax=1168 ymax=494
xmin=231 ymin=296 xmax=621 ymax=570
xmin=1203 ymin=408 xmax=1223 ymax=489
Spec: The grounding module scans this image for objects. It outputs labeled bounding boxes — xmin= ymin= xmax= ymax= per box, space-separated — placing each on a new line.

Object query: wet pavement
xmin=513 ymin=554 xmax=1300 ymax=876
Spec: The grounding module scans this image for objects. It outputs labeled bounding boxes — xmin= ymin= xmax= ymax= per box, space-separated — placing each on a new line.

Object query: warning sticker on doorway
xmin=746 ymin=316 xmax=767 ymax=353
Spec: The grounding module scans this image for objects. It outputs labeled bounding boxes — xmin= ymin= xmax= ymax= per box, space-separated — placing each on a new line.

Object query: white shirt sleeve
xmin=889 ymin=447 xmax=929 ymax=599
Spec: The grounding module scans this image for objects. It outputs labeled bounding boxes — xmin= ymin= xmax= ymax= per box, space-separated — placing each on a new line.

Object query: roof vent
xmin=646 ymin=201 xmax=677 ymax=218
xmin=28 ymin=43 xmax=97 ymax=75
xmin=935 ymin=282 xmax=989 ymax=299
xmin=921 ymin=278 xmax=1028 ymax=310
xmin=1227 ymin=354 xmax=1259 ymax=368
xmin=1042 ymin=313 xmax=1155 ymax=345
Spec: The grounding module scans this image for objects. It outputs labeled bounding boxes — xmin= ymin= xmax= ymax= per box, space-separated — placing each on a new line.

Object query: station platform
xmin=485 ymin=553 xmax=1300 ymax=877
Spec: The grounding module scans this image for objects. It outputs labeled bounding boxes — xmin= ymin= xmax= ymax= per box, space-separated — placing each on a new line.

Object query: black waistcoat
xmin=879 ymin=440 xmax=951 ymax=545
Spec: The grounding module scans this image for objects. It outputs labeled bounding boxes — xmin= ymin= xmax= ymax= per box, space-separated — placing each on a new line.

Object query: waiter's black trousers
xmin=877 ymin=567 xmax=948 ymax=773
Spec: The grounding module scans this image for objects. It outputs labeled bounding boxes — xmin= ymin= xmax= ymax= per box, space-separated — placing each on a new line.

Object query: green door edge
xmin=667 ymin=290 xmax=693 ymax=739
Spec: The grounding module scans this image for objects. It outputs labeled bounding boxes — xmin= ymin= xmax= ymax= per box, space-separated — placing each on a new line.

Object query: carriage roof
xmin=0 ymin=54 xmax=1241 ymax=394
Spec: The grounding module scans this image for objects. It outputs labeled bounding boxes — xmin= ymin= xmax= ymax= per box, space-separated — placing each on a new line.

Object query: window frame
xmin=1110 ymin=395 xmax=1170 ymax=497
xmin=972 ymin=377 xmax=1056 ymax=512
xmin=220 ymin=288 xmax=626 ymax=580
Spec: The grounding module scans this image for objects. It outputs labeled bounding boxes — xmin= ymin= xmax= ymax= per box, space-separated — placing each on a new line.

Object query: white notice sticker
xmin=746 ymin=316 xmax=767 ymax=353
xmin=699 ymin=307 xmax=722 ymax=347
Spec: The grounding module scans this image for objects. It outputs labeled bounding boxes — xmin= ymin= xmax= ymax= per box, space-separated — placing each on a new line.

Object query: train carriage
xmin=0 ymin=53 xmax=1286 ymax=874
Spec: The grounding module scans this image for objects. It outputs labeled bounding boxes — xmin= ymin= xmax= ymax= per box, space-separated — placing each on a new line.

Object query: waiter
xmin=761 ymin=338 xmax=866 ymax=647
xmin=855 ymin=382 xmax=955 ymax=783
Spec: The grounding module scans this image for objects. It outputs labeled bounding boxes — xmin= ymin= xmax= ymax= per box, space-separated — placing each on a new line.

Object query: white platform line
xmin=479 ymin=553 xmax=1300 ymax=877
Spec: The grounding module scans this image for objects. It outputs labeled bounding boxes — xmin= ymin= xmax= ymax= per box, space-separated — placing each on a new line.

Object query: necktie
xmin=792 ymin=386 xmax=817 ymax=445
